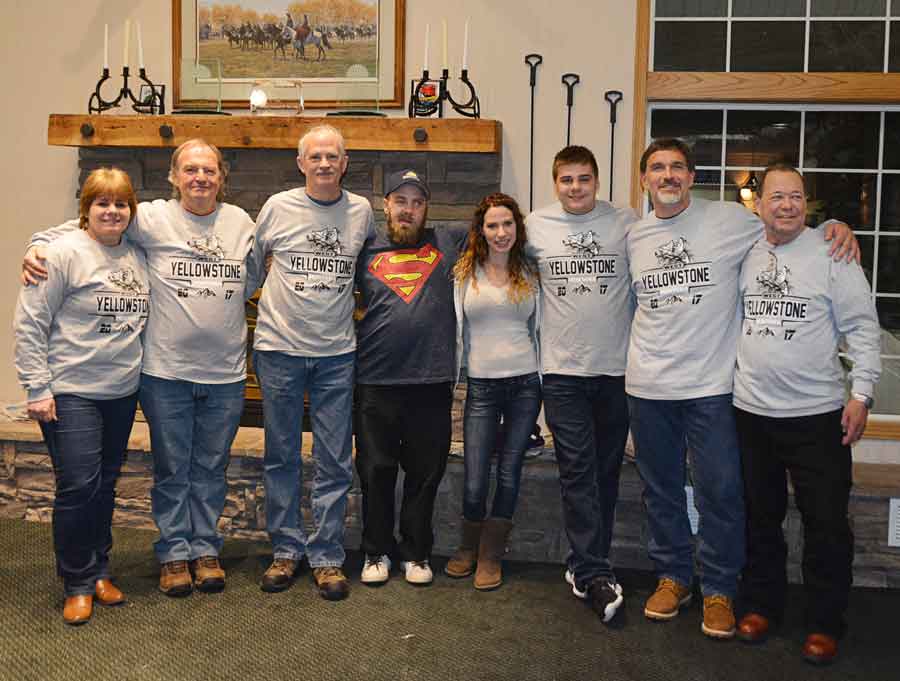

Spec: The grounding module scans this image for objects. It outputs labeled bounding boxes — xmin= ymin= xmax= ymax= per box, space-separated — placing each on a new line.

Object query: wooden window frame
xmin=630 ymin=0 xmax=900 ymax=439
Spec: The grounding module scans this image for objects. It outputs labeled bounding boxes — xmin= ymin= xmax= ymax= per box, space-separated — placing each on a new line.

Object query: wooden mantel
xmin=47 ymin=114 xmax=502 ymax=154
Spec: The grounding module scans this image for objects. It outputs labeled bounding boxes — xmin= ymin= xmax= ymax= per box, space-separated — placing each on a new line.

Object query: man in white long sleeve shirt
xmin=732 ymin=165 xmax=880 ymax=665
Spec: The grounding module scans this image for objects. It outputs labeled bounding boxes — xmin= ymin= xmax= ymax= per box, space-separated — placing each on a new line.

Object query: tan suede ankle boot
xmin=474 ymin=518 xmax=513 ymax=590
xmin=445 ymin=519 xmax=482 ymax=578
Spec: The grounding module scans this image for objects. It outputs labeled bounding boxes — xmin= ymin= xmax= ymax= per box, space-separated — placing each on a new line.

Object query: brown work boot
xmin=445 ymin=519 xmax=482 ymax=578
xmin=159 ymin=560 xmax=193 ymax=597
xmin=261 ymin=558 xmax=299 ymax=593
xmin=644 ymin=577 xmax=692 ymax=620
xmin=702 ymin=594 xmax=736 ymax=639
xmin=192 ymin=555 xmax=226 ymax=593
xmin=474 ymin=518 xmax=513 ymax=591
xmin=312 ymin=566 xmax=350 ymax=601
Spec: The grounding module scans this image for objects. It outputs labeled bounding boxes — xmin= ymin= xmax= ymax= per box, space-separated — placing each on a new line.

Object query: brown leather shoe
xmin=737 ymin=612 xmax=769 ymax=643
xmin=159 ymin=560 xmax=193 ymax=597
xmin=192 ymin=556 xmax=226 ymax=593
xmin=803 ymin=633 xmax=838 ymax=665
xmin=94 ymin=579 xmax=126 ymax=606
xmin=63 ymin=595 xmax=93 ymax=625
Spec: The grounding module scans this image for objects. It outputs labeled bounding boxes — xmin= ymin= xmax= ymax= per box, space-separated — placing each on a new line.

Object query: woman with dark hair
xmin=14 ymin=168 xmax=149 ymax=624
xmin=445 ymin=193 xmax=541 ymax=590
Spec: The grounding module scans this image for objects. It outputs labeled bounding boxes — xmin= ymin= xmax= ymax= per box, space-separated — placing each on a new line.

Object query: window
xmin=653 ymin=1 xmax=897 ymax=73
xmin=634 ymin=1 xmax=900 ymax=429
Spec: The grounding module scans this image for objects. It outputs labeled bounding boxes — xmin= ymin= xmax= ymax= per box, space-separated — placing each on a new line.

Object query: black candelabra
xmin=89 ymin=66 xmax=165 ymax=115
xmin=408 ymin=68 xmax=480 ymax=118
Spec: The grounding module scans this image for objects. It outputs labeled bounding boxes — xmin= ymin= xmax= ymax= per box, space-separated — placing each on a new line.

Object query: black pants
xmin=735 ymin=408 xmax=853 ymax=638
xmin=542 ymin=374 xmax=629 ymax=586
xmin=354 ymin=383 xmax=453 ymax=562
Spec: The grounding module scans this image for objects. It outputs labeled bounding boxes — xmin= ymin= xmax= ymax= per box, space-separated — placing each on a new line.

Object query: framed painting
xmin=173 ymin=0 xmax=405 ymax=109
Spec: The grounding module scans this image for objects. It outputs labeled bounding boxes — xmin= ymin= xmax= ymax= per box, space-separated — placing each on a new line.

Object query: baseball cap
xmin=384 ymin=169 xmax=430 ymax=199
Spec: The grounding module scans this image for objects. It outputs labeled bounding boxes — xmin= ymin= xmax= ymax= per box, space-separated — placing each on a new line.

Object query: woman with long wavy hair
xmin=445 ymin=193 xmax=541 ymax=590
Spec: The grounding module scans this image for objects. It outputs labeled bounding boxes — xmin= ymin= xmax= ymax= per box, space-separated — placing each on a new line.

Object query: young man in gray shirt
xmin=526 ymin=146 xmax=637 ymax=623
xmin=733 ymin=164 xmax=880 ymax=665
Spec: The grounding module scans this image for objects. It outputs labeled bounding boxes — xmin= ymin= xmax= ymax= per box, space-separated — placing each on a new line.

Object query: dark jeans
xmin=735 ymin=407 xmax=853 ymax=638
xmin=629 ymin=393 xmax=745 ymax=598
xmin=462 ymin=373 xmax=542 ymax=521
xmin=543 ymin=374 xmax=629 ymax=587
xmin=354 ymin=382 xmax=452 ymax=562
xmin=39 ymin=392 xmax=138 ymax=596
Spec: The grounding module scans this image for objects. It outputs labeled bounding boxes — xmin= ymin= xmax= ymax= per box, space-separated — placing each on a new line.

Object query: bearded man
xmin=352 ymin=170 xmax=467 ymax=586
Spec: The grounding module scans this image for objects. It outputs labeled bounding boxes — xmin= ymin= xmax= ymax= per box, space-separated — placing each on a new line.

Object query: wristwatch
xmin=851 ymin=393 xmax=874 ymax=409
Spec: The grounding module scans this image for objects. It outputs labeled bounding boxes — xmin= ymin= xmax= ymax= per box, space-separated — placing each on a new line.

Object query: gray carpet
xmin=0 ymin=518 xmax=897 ymax=681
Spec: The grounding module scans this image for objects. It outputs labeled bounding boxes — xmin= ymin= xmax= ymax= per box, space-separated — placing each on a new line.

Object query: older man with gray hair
xmin=251 ymin=124 xmax=374 ymax=600
xmin=733 ymin=163 xmax=880 ymax=665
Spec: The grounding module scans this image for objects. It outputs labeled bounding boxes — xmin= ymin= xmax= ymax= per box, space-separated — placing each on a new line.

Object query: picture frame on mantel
xmin=173 ymin=0 xmax=405 ymax=110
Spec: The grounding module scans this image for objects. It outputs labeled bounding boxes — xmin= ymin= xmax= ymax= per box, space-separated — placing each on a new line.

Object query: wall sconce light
xmin=739 ymin=174 xmax=759 ymax=202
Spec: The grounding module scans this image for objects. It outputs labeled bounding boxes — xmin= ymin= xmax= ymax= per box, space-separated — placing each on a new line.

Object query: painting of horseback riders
xmin=196 ymin=0 xmax=379 ymax=79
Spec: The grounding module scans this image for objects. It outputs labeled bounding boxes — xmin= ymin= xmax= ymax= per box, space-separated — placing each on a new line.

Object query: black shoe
xmin=524 ymin=425 xmax=545 ymax=459
xmin=590 ymin=578 xmax=624 ymax=623
xmin=261 ymin=558 xmax=298 ymax=593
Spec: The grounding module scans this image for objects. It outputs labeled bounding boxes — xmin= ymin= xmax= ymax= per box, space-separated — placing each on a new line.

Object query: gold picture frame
xmin=173 ymin=0 xmax=405 ymax=109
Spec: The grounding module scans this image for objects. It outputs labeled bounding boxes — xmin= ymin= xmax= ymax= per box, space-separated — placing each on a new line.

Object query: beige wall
xmin=0 ymin=1 xmax=639 ymax=405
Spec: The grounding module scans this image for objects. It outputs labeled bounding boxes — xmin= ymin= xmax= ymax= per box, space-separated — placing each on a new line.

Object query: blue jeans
xmin=254 ymin=350 xmax=355 ymax=568
xmin=542 ymin=374 xmax=629 ymax=586
xmin=463 ymin=373 xmax=542 ymax=521
xmin=628 ymin=393 xmax=745 ymax=598
xmin=140 ymin=374 xmax=245 ymax=563
xmin=39 ymin=393 xmax=138 ymax=596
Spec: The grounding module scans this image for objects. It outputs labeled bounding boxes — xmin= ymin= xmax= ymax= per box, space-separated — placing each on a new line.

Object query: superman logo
xmin=368 ymin=243 xmax=444 ymax=303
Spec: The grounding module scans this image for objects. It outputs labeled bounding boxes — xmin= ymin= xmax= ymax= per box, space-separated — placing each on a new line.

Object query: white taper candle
xmin=123 ymin=19 xmax=130 ymax=68
xmin=137 ymin=22 xmax=145 ymax=69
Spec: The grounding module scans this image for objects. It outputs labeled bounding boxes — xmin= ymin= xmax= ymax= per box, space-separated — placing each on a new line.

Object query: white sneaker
xmin=564 ymin=569 xmax=587 ymax=600
xmin=400 ymin=560 xmax=433 ymax=585
xmin=360 ymin=554 xmax=391 ymax=585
